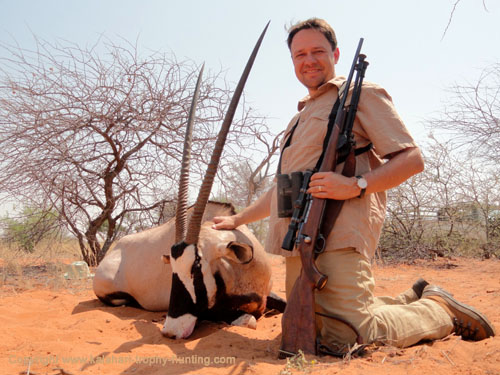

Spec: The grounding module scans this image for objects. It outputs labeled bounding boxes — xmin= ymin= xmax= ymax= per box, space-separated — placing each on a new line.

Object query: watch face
xmin=357 ymin=177 xmax=368 ymax=189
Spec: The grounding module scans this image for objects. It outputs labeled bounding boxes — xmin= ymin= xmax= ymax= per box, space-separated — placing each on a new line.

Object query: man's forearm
xmin=363 ymin=147 xmax=424 ymax=195
xmin=233 ymin=185 xmax=274 ymax=226
xmin=308 ymin=147 xmax=424 ymax=200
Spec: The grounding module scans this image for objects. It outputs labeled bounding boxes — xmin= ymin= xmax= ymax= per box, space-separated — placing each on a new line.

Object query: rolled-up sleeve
xmin=355 ymin=83 xmax=417 ymax=159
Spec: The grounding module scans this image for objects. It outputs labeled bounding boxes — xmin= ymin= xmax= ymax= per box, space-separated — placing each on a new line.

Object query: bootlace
xmin=453 ymin=317 xmax=479 ymax=340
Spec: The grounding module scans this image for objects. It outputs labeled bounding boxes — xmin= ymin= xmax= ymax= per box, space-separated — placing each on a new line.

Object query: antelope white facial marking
xmin=200 ymin=257 xmax=217 ymax=309
xmin=172 ymin=241 xmax=217 ymax=310
xmin=171 ymin=244 xmax=197 ymax=304
xmin=161 ymin=313 xmax=197 ymax=339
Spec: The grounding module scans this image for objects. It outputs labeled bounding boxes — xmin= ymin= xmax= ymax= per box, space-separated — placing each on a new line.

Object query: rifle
xmin=279 ymin=38 xmax=369 ymax=358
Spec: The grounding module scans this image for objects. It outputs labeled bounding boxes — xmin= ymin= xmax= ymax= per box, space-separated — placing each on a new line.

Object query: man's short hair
xmin=287 ymin=18 xmax=337 ymax=51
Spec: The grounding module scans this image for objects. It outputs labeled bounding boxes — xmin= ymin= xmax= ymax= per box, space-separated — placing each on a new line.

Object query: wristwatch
xmin=355 ymin=175 xmax=368 ymax=198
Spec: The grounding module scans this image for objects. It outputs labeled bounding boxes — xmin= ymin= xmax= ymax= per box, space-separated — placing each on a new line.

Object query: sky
xmin=1 ymin=0 xmax=499 ymax=142
xmin=0 ymin=0 xmax=499 ymax=216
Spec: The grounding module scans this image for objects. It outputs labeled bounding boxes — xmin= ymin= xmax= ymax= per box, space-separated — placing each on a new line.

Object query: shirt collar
xmin=297 ymin=75 xmax=346 ymax=111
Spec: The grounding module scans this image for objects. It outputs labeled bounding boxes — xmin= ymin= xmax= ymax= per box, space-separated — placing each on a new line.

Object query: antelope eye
xmin=190 ymin=258 xmax=202 ymax=276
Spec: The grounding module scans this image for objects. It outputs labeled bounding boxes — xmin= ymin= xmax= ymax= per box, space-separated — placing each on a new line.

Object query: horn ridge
xmin=175 ymin=63 xmax=205 ymax=243
xmin=185 ymin=22 xmax=270 ymax=245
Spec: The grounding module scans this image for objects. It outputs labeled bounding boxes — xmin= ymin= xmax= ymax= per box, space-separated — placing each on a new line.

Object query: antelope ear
xmin=223 ymin=241 xmax=254 ymax=264
xmin=162 ymin=254 xmax=171 ymax=264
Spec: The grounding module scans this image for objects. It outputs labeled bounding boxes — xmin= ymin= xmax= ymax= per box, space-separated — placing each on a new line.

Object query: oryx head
xmin=161 ymin=23 xmax=269 ymax=339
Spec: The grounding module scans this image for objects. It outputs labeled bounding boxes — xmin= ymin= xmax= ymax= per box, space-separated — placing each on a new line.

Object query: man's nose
xmin=303 ymin=52 xmax=317 ymax=65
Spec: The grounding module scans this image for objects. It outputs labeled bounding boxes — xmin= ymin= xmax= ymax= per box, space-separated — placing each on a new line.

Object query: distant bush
xmin=378 ymin=217 xmax=490 ymax=263
xmin=482 ymin=216 xmax=500 ymax=259
xmin=1 ymin=206 xmax=61 ymax=253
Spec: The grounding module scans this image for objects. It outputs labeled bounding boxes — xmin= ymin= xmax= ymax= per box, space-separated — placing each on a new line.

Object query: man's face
xmin=290 ymin=29 xmax=339 ymax=95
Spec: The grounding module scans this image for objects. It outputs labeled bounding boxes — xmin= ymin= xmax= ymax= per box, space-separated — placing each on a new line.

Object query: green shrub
xmin=1 ymin=206 xmax=60 ymax=253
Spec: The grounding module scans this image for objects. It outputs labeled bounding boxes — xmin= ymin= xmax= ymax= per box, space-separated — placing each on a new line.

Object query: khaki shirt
xmin=265 ymin=76 xmax=418 ymax=260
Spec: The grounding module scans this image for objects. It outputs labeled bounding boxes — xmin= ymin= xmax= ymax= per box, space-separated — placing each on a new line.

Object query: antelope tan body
xmin=93 ymin=202 xmax=273 ymax=333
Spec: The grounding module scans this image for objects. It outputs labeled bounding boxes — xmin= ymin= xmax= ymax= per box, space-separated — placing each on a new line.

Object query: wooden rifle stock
xmin=278 ymin=265 xmax=317 ymax=357
xmin=279 ymin=114 xmax=344 ymax=359
xmin=279 ymin=39 xmax=367 ymax=358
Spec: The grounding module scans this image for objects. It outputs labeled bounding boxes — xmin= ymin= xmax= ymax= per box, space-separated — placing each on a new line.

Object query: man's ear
xmin=221 ymin=241 xmax=254 ymax=264
xmin=334 ymin=47 xmax=340 ymax=64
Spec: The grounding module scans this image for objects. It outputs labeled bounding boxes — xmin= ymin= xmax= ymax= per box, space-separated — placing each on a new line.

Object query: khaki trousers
xmin=285 ymin=248 xmax=454 ymax=348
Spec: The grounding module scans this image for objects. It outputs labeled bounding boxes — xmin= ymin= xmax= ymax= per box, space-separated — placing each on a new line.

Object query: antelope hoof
xmin=231 ymin=313 xmax=257 ymax=329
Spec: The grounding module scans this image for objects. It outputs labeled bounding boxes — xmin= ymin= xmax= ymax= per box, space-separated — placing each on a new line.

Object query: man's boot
xmin=412 ymin=278 xmax=429 ymax=298
xmin=422 ymin=285 xmax=496 ymax=340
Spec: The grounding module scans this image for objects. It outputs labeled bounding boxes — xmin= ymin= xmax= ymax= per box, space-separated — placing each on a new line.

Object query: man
xmin=213 ymin=18 xmax=495 ymax=350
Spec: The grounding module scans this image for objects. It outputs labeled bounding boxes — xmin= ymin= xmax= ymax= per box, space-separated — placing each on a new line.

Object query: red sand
xmin=1 ymin=256 xmax=499 ymax=375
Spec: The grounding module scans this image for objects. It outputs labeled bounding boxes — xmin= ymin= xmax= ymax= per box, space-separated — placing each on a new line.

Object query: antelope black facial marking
xmin=163 ymin=242 xmax=218 ymax=338
xmin=171 ymin=241 xmax=189 ymax=259
xmin=167 ymin=274 xmax=194 ymax=318
xmin=201 ymin=271 xmax=264 ymax=323
xmin=169 ymin=243 xmax=197 ymax=304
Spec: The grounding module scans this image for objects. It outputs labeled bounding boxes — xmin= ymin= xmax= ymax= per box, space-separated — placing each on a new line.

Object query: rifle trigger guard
xmin=314 ymin=234 xmax=326 ymax=254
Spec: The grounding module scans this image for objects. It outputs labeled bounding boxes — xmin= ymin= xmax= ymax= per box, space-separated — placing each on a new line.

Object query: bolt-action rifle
xmin=279 ymin=38 xmax=369 ymax=358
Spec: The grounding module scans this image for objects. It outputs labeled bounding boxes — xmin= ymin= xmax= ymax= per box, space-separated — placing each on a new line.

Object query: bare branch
xmin=0 ymin=35 xmax=273 ymax=265
xmin=442 ymin=0 xmax=490 ymax=40
xmin=442 ymin=0 xmax=461 ymax=41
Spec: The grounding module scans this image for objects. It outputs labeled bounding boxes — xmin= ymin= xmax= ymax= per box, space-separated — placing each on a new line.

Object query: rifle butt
xmin=279 ymin=271 xmax=317 ymax=358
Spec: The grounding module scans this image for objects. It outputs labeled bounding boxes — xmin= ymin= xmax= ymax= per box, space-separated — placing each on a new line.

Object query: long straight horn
xmin=175 ymin=63 xmax=205 ymax=243
xmin=185 ymin=22 xmax=270 ymax=245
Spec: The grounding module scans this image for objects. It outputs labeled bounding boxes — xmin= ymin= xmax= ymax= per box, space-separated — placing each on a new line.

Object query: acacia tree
xmin=459 ymin=158 xmax=500 ymax=249
xmin=428 ymin=63 xmax=500 ymax=251
xmin=220 ymin=127 xmax=283 ymax=206
xmin=429 ymin=63 xmax=500 ymax=162
xmin=381 ymin=60 xmax=500 ymax=262
xmin=380 ymin=165 xmax=433 ymax=260
xmin=379 ymin=137 xmax=496 ymax=261
xmin=0 ymin=37 xmax=269 ymax=266
xmin=213 ymin=128 xmax=283 ymax=243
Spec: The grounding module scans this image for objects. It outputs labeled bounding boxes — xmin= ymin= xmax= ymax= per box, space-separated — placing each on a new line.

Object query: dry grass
xmin=0 ymin=238 xmax=92 ymax=295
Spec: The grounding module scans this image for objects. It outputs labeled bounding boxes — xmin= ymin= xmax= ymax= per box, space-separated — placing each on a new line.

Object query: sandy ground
xmin=1 ymin=255 xmax=499 ymax=375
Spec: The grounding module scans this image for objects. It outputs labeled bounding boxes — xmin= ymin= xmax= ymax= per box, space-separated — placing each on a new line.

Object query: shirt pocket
xmin=294 ymin=114 xmax=328 ymax=146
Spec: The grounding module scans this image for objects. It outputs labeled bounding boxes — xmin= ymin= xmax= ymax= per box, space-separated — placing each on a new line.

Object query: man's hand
xmin=212 ymin=186 xmax=275 ymax=230
xmin=307 ymin=172 xmax=359 ymax=200
xmin=212 ymin=215 xmax=239 ymax=230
